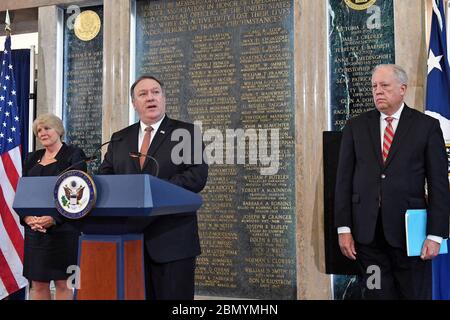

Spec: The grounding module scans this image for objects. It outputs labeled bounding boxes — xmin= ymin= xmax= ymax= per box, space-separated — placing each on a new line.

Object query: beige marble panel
xmin=36 ymin=5 xmax=60 ymax=116
xmin=0 ymin=9 xmax=38 ymax=35
xmin=394 ymin=0 xmax=427 ymax=109
xmin=0 ymin=0 xmax=94 ymax=11
xmin=295 ymin=0 xmax=332 ymax=300
xmin=405 ymin=86 xmax=426 ymax=112
xmin=102 ymin=0 xmax=130 ymax=144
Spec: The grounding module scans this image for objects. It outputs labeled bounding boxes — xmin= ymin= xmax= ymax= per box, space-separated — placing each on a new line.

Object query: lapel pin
xmin=160 ymin=130 xmax=165 ymax=134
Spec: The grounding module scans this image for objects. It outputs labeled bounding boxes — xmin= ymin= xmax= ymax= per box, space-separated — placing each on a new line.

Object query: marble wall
xmin=33 ymin=0 xmax=431 ymax=299
xmin=37 ymin=5 xmax=62 ymax=117
xmin=394 ymin=0 xmax=428 ymax=111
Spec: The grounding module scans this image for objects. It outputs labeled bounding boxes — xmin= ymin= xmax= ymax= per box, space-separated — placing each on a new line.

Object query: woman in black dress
xmin=22 ymin=113 xmax=86 ymax=300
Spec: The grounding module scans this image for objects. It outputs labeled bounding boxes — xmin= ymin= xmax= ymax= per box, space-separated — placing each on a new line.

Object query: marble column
xmin=37 ymin=5 xmax=62 ymax=117
xmin=102 ymin=0 xmax=130 ymax=143
xmin=394 ymin=0 xmax=427 ymax=111
xmin=295 ymin=0 xmax=332 ymax=300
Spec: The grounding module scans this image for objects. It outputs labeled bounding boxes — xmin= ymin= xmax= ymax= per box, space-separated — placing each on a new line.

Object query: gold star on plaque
xmin=74 ymin=10 xmax=101 ymax=42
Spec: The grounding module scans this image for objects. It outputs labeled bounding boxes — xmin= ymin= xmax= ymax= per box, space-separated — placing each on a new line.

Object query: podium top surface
xmin=13 ymin=174 xmax=202 ymax=218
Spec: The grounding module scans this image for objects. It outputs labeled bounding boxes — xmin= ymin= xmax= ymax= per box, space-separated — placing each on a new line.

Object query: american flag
xmin=0 ymin=35 xmax=28 ymax=299
xmin=425 ymin=0 xmax=450 ymax=301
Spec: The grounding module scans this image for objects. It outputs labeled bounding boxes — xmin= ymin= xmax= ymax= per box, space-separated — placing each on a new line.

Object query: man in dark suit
xmin=335 ymin=64 xmax=450 ymax=299
xmin=99 ymin=75 xmax=208 ymax=300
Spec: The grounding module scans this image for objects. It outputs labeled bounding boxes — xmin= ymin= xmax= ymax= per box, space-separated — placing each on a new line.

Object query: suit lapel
xmin=127 ymin=122 xmax=141 ymax=172
xmin=367 ymin=110 xmax=383 ymax=169
xmin=383 ymin=105 xmax=414 ymax=168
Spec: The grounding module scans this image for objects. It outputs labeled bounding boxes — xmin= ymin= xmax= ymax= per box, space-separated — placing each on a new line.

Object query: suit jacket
xmin=98 ymin=116 xmax=208 ymax=263
xmin=334 ymin=105 xmax=450 ymax=248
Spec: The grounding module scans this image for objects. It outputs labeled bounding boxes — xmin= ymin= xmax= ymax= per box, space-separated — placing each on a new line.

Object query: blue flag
xmin=425 ymin=0 xmax=450 ymax=301
xmin=426 ymin=0 xmax=450 ymax=133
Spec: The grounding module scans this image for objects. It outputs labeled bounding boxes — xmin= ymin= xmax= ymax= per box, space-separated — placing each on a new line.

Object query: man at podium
xmin=99 ymin=75 xmax=208 ymax=300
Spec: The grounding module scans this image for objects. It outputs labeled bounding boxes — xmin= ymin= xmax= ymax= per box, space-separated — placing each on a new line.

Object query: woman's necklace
xmin=43 ymin=144 xmax=62 ymax=161
xmin=44 ymin=151 xmax=57 ymax=160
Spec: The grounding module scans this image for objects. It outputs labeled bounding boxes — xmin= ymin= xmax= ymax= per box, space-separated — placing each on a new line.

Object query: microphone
xmin=59 ymin=137 xmax=122 ymax=175
xmin=88 ymin=137 xmax=123 ymax=163
xmin=129 ymin=152 xmax=160 ymax=177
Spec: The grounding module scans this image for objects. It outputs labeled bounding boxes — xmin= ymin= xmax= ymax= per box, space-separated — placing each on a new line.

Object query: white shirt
xmin=338 ymin=105 xmax=442 ymax=244
xmin=138 ymin=115 xmax=165 ymax=152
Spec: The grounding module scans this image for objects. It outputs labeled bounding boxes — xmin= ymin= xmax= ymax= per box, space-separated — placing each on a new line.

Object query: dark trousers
xmin=144 ymin=250 xmax=196 ymax=300
xmin=356 ymin=214 xmax=431 ymax=300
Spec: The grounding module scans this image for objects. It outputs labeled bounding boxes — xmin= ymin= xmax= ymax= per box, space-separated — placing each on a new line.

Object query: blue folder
xmin=405 ymin=209 xmax=448 ymax=257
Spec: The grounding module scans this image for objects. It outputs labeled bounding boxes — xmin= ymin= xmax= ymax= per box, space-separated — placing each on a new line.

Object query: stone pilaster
xmin=102 ymin=0 xmax=130 ymax=143
xmin=394 ymin=0 xmax=427 ymax=111
xmin=295 ymin=0 xmax=331 ymax=300
xmin=37 ymin=5 xmax=62 ymax=117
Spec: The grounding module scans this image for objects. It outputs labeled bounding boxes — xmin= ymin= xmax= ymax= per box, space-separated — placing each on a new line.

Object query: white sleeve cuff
xmin=427 ymin=235 xmax=443 ymax=244
xmin=337 ymin=227 xmax=351 ymax=234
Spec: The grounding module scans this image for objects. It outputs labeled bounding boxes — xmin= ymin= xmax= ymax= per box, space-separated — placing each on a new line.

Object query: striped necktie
xmin=382 ymin=117 xmax=395 ymax=164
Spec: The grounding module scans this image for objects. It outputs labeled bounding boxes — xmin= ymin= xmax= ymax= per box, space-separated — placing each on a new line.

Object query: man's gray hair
xmin=130 ymin=75 xmax=165 ymax=101
xmin=372 ymin=64 xmax=408 ymax=85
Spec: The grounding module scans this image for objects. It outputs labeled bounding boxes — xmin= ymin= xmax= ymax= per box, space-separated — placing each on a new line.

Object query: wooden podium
xmin=13 ymin=174 xmax=202 ymax=300
xmin=76 ymin=234 xmax=145 ymax=300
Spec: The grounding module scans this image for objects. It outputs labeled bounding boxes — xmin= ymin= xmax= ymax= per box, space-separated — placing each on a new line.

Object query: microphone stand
xmin=129 ymin=152 xmax=160 ymax=177
xmin=58 ymin=156 xmax=96 ymax=176
xmin=59 ymin=138 xmax=122 ymax=176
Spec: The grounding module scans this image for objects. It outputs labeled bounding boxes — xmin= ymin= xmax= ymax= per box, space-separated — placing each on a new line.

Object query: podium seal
xmin=54 ymin=170 xmax=97 ymax=219
xmin=344 ymin=0 xmax=376 ymax=10
xmin=74 ymin=10 xmax=101 ymax=41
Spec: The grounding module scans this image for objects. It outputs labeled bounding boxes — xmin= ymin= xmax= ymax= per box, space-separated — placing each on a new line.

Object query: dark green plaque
xmin=328 ymin=0 xmax=395 ymax=300
xmin=63 ymin=6 xmax=103 ymax=173
xmin=329 ymin=0 xmax=395 ymax=131
xmin=135 ymin=0 xmax=296 ymax=299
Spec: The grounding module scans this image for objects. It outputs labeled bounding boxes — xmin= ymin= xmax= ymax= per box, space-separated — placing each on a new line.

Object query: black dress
xmin=22 ymin=143 xmax=87 ymax=282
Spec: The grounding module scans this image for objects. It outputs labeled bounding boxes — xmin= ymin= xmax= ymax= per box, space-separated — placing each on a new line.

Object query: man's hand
xmin=420 ymin=239 xmax=441 ymax=260
xmin=338 ymin=233 xmax=357 ymax=260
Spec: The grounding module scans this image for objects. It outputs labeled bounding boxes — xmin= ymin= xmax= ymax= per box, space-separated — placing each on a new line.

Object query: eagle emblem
xmin=63 ymin=183 xmax=85 ymax=205
xmin=54 ymin=170 xmax=97 ymax=219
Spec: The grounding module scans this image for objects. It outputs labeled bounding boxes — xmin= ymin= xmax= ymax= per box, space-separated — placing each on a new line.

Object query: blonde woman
xmin=22 ymin=113 xmax=86 ymax=300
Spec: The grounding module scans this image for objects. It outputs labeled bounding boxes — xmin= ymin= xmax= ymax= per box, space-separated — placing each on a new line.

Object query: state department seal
xmin=74 ymin=10 xmax=101 ymax=41
xmin=54 ymin=170 xmax=97 ymax=219
xmin=344 ymin=0 xmax=376 ymax=10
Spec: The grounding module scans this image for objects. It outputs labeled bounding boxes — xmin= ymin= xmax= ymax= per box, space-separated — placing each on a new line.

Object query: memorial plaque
xmin=63 ymin=6 xmax=103 ymax=173
xmin=135 ymin=0 xmax=296 ymax=299
xmin=328 ymin=0 xmax=395 ymax=300
xmin=329 ymin=0 xmax=395 ymax=131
